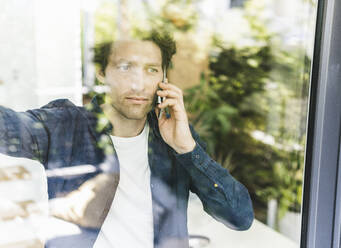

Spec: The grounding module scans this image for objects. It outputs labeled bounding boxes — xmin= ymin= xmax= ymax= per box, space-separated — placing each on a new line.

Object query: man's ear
xmin=96 ymin=70 xmax=105 ymax=84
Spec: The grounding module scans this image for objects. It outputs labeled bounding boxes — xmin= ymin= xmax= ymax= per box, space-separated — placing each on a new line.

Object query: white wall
xmin=0 ymin=0 xmax=82 ymax=111
xmin=0 ymin=0 xmax=38 ymax=111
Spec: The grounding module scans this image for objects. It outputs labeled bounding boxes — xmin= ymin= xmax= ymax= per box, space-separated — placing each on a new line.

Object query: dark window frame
xmin=301 ymin=0 xmax=341 ymax=247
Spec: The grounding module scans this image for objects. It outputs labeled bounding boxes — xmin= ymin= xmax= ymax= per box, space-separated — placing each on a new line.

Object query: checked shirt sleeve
xmin=173 ymin=124 xmax=254 ymax=230
xmin=0 ymin=105 xmax=49 ymax=164
xmin=0 ymin=99 xmax=76 ymax=167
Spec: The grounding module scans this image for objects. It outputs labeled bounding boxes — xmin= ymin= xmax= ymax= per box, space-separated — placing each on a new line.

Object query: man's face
xmin=101 ymin=40 xmax=163 ymax=120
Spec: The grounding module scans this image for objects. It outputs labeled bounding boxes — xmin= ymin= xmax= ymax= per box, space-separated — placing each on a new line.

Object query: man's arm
xmin=0 ymin=105 xmax=49 ymax=165
xmin=155 ymin=81 xmax=254 ymax=230
xmin=173 ymin=124 xmax=254 ymax=231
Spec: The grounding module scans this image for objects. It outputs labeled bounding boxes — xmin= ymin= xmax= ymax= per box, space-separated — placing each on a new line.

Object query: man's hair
xmin=93 ymin=30 xmax=176 ymax=75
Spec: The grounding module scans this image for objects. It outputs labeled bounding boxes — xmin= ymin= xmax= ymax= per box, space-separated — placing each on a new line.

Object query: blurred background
xmin=0 ymin=0 xmax=317 ymax=247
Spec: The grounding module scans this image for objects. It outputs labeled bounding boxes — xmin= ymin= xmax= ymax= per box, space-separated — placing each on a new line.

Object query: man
xmin=0 ymin=32 xmax=253 ymax=248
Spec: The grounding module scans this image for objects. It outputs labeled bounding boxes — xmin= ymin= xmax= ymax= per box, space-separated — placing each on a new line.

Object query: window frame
xmin=301 ymin=0 xmax=341 ymax=247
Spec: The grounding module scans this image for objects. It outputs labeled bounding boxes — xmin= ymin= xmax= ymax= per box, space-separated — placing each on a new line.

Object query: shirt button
xmin=214 ymin=183 xmax=218 ymax=188
xmin=195 ymin=154 xmax=200 ymax=159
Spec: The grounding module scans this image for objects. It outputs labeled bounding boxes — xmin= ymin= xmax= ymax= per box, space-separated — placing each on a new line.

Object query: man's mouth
xmin=126 ymin=97 xmax=149 ymax=104
xmin=126 ymin=97 xmax=148 ymax=100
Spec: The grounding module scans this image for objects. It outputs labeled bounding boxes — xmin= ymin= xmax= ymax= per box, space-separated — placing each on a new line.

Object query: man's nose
xmin=131 ymin=68 xmax=145 ymax=91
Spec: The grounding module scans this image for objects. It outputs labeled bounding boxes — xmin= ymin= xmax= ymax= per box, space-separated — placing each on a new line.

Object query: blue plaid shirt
xmin=0 ymin=95 xmax=254 ymax=247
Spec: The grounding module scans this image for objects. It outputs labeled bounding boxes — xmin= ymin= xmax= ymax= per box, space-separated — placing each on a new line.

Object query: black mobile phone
xmin=155 ymin=67 xmax=170 ymax=119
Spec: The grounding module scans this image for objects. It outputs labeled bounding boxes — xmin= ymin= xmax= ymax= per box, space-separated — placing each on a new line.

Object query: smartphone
xmin=156 ymin=67 xmax=170 ymax=119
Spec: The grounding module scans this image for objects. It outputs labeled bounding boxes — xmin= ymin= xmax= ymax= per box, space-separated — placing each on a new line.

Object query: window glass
xmin=0 ymin=0 xmax=317 ymax=247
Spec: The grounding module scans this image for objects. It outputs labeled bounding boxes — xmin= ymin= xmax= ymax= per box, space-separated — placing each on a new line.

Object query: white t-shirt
xmin=94 ymin=122 xmax=154 ymax=248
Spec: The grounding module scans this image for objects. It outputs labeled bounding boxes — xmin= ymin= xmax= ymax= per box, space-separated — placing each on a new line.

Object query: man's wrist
xmin=174 ymin=139 xmax=196 ymax=154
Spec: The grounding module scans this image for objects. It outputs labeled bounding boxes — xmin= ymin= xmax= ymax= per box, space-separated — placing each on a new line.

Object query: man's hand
xmin=155 ymin=80 xmax=196 ymax=154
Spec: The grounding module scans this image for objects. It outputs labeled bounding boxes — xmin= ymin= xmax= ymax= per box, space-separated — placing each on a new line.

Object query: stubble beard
xmin=112 ymin=100 xmax=152 ymax=121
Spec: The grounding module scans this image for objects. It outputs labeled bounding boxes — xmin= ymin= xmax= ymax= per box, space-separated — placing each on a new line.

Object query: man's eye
xmin=118 ymin=64 xmax=130 ymax=71
xmin=147 ymin=68 xmax=158 ymax=73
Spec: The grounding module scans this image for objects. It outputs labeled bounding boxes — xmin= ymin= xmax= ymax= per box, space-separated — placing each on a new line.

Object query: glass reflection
xmin=0 ymin=0 xmax=317 ymax=247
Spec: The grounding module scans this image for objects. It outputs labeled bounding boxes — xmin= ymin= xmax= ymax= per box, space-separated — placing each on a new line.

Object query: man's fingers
xmin=159 ymin=82 xmax=183 ymax=96
xmin=158 ymin=98 xmax=185 ymax=113
xmin=157 ymin=89 xmax=180 ymax=99
xmin=158 ymin=98 xmax=177 ymax=108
